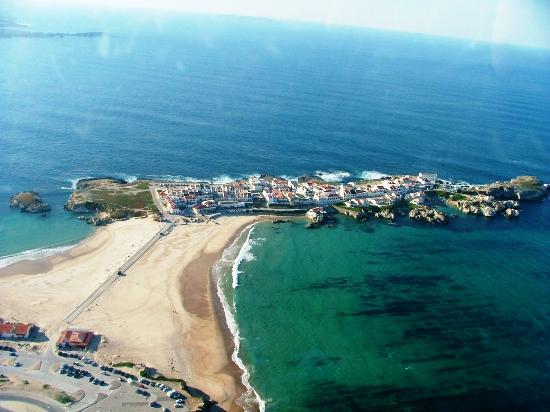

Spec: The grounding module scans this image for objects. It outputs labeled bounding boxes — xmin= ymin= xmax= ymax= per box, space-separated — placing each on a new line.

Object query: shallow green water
xmin=231 ymin=203 xmax=550 ymax=411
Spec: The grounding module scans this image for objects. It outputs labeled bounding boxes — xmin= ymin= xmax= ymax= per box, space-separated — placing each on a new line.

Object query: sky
xmin=6 ymin=0 xmax=550 ymax=49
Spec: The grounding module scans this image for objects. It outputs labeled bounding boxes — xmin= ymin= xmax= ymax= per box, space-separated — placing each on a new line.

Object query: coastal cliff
xmin=9 ymin=191 xmax=51 ymax=213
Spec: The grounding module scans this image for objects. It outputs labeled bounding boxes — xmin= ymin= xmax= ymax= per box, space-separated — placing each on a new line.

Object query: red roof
xmin=14 ymin=323 xmax=31 ymax=336
xmin=57 ymin=330 xmax=93 ymax=348
xmin=0 ymin=323 xmax=13 ymax=333
xmin=0 ymin=322 xmax=32 ymax=336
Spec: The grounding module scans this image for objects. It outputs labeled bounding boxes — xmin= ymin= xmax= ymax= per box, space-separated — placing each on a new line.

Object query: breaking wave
xmin=0 ymin=244 xmax=75 ymax=269
xmin=358 ymin=170 xmax=388 ymax=180
xmin=214 ymin=224 xmax=266 ymax=412
xmin=315 ymin=170 xmax=351 ymax=182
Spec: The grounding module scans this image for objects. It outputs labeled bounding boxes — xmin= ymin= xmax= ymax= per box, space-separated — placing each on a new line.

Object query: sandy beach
xmin=0 ymin=215 xmax=260 ymax=411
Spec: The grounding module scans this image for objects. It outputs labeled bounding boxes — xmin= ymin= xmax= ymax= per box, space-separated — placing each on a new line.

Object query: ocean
xmin=1 ymin=8 xmax=549 ymax=411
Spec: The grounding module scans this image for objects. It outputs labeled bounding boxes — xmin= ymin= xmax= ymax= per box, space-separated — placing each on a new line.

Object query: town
xmin=154 ymin=172 xmax=450 ymax=215
xmin=152 ymin=173 xmax=548 ymax=225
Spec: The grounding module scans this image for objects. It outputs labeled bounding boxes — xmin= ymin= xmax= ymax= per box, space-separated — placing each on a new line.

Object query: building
xmin=0 ymin=321 xmax=33 ymax=339
xmin=56 ymin=329 xmax=94 ymax=350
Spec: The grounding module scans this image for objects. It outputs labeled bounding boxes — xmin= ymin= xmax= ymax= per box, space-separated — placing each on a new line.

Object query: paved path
xmin=0 ymin=391 xmax=64 ymax=412
xmin=64 ymin=221 xmax=174 ymax=324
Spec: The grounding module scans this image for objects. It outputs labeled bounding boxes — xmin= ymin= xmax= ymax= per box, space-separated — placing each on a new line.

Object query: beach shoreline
xmin=0 ymin=215 xmax=264 ymax=411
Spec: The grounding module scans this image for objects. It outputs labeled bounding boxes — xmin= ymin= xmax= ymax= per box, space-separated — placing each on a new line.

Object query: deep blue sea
xmin=1 ymin=8 xmax=550 ymax=411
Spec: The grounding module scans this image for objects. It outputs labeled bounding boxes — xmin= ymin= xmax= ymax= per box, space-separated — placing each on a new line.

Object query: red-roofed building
xmin=0 ymin=322 xmax=33 ymax=339
xmin=56 ymin=330 xmax=94 ymax=350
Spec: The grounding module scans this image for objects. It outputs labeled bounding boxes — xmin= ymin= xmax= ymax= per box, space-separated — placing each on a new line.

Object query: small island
xmin=9 ymin=191 xmax=51 ymax=214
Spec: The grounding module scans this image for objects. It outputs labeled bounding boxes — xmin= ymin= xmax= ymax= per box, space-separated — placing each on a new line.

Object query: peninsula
xmin=64 ymin=172 xmax=548 ymax=226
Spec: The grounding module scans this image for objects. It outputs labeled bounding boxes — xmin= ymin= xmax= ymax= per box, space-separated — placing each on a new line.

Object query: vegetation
xmin=67 ymin=178 xmax=160 ymax=218
xmin=450 ymin=193 xmax=467 ymax=201
xmin=56 ymin=392 xmax=73 ymax=404
xmin=432 ymin=189 xmax=451 ymax=199
xmin=112 ymin=361 xmax=135 ymax=368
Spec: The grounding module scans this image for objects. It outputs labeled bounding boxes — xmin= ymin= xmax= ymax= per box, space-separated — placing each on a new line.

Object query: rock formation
xmin=9 ymin=191 xmax=51 ymax=213
xmin=375 ymin=209 xmax=395 ymax=220
xmin=408 ymin=206 xmax=449 ymax=224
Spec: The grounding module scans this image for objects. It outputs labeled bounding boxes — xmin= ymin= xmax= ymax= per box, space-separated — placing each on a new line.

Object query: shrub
xmin=112 ymin=361 xmax=135 ymax=368
xmin=56 ymin=392 xmax=73 ymax=404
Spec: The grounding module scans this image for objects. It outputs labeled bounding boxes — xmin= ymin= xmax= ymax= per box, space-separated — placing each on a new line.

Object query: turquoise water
xmin=1 ymin=8 xmax=550 ymax=410
xmin=231 ymin=205 xmax=550 ymax=411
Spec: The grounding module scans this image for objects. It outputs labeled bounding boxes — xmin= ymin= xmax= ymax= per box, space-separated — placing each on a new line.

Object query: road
xmin=64 ymin=220 xmax=174 ymax=324
xmin=149 ymin=183 xmax=177 ymax=223
xmin=0 ymin=391 xmax=64 ymax=412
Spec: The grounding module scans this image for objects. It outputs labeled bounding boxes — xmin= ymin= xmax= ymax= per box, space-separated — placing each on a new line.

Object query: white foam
xmin=358 ymin=170 xmax=388 ymax=180
xmin=214 ymin=224 xmax=266 ymax=412
xmin=0 ymin=244 xmax=75 ymax=269
xmin=119 ymin=174 xmax=138 ymax=183
xmin=58 ymin=176 xmax=93 ymax=190
xmin=315 ymin=170 xmax=351 ymax=182
xmin=231 ymin=228 xmax=256 ymax=289
xmin=212 ymin=174 xmax=244 ymax=184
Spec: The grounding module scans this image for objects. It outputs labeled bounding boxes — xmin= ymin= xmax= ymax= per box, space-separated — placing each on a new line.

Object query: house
xmin=56 ymin=329 xmax=94 ymax=350
xmin=0 ymin=321 xmax=33 ymax=339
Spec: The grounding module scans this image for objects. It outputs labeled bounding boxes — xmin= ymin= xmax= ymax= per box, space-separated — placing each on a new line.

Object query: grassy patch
xmin=450 ymin=193 xmax=467 ymax=201
xmin=112 ymin=361 xmax=135 ymax=368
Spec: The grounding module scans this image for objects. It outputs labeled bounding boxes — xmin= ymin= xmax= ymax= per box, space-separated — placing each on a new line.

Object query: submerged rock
xmin=9 ymin=191 xmax=51 ymax=213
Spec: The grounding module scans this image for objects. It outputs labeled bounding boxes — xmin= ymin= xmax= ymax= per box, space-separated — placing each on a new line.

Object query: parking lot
xmin=0 ymin=344 xmax=189 ymax=411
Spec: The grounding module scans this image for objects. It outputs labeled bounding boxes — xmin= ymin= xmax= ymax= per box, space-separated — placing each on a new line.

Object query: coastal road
xmin=149 ymin=183 xmax=176 ymax=223
xmin=0 ymin=392 xmax=64 ymax=412
xmin=63 ymin=221 xmax=174 ymax=324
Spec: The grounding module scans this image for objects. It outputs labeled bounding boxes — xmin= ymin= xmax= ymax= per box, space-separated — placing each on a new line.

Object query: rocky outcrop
xmin=468 ymin=176 xmax=547 ymax=202
xmin=333 ymin=204 xmax=367 ymax=220
xmin=9 ymin=191 xmax=51 ymax=213
xmin=452 ymin=197 xmax=520 ymax=217
xmin=375 ymin=209 xmax=395 ymax=220
xmin=409 ymin=206 xmax=448 ymax=224
xmin=505 ymin=208 xmax=520 ymax=218
xmin=88 ymin=216 xmax=112 ymax=226
xmin=64 ymin=199 xmax=105 ymax=213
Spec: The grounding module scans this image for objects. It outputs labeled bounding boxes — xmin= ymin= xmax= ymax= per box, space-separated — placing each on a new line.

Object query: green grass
xmin=450 ymin=193 xmax=467 ymax=201
xmin=88 ymin=189 xmax=155 ymax=211
xmin=112 ymin=361 xmax=135 ymax=368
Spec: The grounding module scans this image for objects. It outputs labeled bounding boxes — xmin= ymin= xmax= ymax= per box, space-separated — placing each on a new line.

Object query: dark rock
xmin=9 ymin=191 xmax=51 ymax=213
